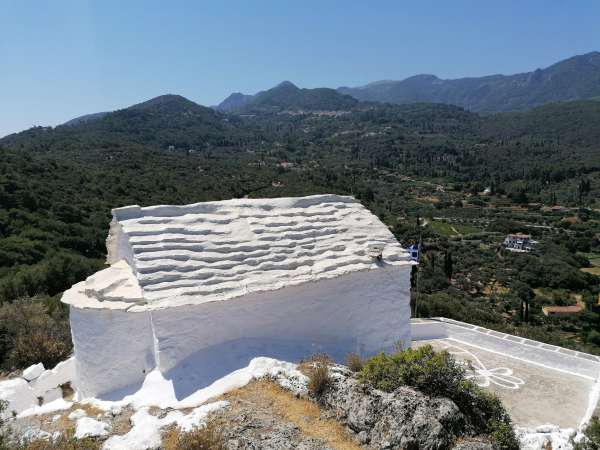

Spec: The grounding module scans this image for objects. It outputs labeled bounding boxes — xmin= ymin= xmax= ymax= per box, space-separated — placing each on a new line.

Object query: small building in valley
xmin=542 ymin=305 xmax=584 ymax=317
xmin=61 ymin=195 xmax=414 ymax=399
xmin=503 ymin=233 xmax=538 ymax=252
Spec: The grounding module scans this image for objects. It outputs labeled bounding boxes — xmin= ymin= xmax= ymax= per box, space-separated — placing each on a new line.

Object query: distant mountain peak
xmin=129 ymin=94 xmax=199 ymax=110
xmin=216 ymin=81 xmax=357 ymax=113
xmin=275 ymin=80 xmax=298 ymax=89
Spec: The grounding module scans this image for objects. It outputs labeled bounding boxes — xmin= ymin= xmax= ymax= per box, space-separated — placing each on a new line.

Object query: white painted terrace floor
xmin=411 ymin=318 xmax=600 ymax=429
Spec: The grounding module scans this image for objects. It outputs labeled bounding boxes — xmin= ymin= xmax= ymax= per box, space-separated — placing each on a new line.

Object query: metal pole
xmin=414 ymin=232 xmax=422 ymax=318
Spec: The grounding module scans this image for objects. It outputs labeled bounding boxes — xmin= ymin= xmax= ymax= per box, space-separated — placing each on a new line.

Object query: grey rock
xmin=317 ymin=366 xmax=468 ymax=450
xmin=452 ymin=438 xmax=495 ymax=450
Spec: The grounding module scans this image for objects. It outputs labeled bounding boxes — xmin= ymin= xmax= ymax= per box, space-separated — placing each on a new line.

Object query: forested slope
xmin=1 ymin=96 xmax=599 ymax=369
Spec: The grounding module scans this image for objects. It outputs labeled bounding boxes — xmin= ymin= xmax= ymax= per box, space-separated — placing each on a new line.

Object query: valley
xmin=0 ymin=90 xmax=599 ymax=373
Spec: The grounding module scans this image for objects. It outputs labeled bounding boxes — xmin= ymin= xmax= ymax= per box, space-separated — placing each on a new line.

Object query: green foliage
xmin=0 ymin=400 xmax=11 ymax=450
xmin=0 ymin=91 xmax=599 ymax=370
xmin=489 ymin=419 xmax=521 ymax=450
xmin=359 ymin=345 xmax=518 ymax=449
xmin=231 ymin=81 xmax=359 ymax=114
xmin=0 ymin=297 xmax=72 ymax=370
xmin=575 ymin=416 xmax=600 ymax=450
xmin=359 ymin=345 xmax=466 ymax=395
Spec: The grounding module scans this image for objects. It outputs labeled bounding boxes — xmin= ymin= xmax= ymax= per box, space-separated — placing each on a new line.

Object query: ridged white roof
xmin=65 ymin=195 xmax=412 ymax=311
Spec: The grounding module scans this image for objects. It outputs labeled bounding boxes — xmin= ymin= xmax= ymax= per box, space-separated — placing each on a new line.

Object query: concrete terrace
xmin=412 ymin=318 xmax=600 ymax=429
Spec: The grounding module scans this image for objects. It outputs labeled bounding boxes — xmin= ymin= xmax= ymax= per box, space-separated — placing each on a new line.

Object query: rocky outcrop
xmin=225 ymin=420 xmax=333 ymax=450
xmin=452 ymin=439 xmax=495 ymax=450
xmin=315 ymin=366 xmax=478 ymax=450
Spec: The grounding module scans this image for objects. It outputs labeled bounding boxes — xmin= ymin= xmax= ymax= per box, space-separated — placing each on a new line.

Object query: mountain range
xmin=218 ymin=52 xmax=600 ymax=113
xmin=1 ymin=94 xmax=248 ymax=152
xmin=215 ymin=81 xmax=358 ymax=113
xmin=53 ymin=52 xmax=600 ymax=130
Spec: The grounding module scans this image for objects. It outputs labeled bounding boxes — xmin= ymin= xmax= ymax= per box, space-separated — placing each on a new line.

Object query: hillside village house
xmin=503 ymin=233 xmax=538 ymax=252
xmin=61 ymin=195 xmax=414 ymax=399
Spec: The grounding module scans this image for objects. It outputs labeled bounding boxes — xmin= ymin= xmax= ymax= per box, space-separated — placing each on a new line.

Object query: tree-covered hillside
xmin=1 ymin=95 xmax=599 ymax=369
xmin=1 ymin=94 xmax=253 ymax=155
xmin=216 ymin=81 xmax=359 ymax=113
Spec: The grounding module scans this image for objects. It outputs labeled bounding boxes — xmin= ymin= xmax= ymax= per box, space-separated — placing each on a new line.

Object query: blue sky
xmin=1 ymin=0 xmax=599 ymax=137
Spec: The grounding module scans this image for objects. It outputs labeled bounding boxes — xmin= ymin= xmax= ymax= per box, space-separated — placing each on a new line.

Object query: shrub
xmin=0 ymin=401 xmax=11 ymax=450
xmin=575 ymin=416 xmax=600 ymax=450
xmin=20 ymin=437 xmax=100 ymax=450
xmin=0 ymin=297 xmax=72 ymax=370
xmin=304 ymin=354 xmax=332 ymax=400
xmin=345 ymin=352 xmax=363 ymax=372
xmin=359 ymin=345 xmax=518 ymax=450
xmin=308 ymin=363 xmax=331 ymax=399
xmin=173 ymin=422 xmax=226 ymax=450
xmin=359 ymin=345 xmax=466 ymax=396
xmin=489 ymin=420 xmax=521 ymax=450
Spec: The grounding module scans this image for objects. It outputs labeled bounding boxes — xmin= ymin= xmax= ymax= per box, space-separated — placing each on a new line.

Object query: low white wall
xmin=0 ymin=357 xmax=76 ymax=418
xmin=70 ymin=266 xmax=411 ymax=400
xmin=152 ymin=266 xmax=411 ymax=399
xmin=410 ymin=320 xmax=448 ymax=341
xmin=69 ymin=307 xmax=156 ymax=399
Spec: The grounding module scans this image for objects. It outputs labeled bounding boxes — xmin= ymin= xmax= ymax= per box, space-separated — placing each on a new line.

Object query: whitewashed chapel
xmin=61 ymin=195 xmax=414 ymax=399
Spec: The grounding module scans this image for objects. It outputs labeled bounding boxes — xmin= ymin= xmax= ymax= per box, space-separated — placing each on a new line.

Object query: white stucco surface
xmin=152 ymin=266 xmax=411 ymax=398
xmin=412 ymin=318 xmax=600 ymax=432
xmin=104 ymin=194 xmax=413 ymax=310
xmin=22 ymin=363 xmax=45 ymax=381
xmin=63 ymin=195 xmax=414 ymax=399
xmin=70 ymin=266 xmax=411 ymax=399
xmin=69 ymin=307 xmax=156 ymax=399
xmin=0 ymin=378 xmax=37 ymax=418
xmin=29 ymin=358 xmax=75 ymax=396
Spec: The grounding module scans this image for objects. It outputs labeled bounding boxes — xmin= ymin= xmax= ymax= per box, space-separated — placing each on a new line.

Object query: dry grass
xmin=299 ymin=353 xmax=333 ymax=399
xmin=162 ymin=421 xmax=226 ymax=450
xmin=417 ymin=196 xmax=440 ymax=204
xmin=27 ymin=403 xmax=126 ymax=441
xmin=53 ymin=403 xmax=105 ymax=432
xmin=298 ymin=352 xmax=334 ymax=371
xmin=75 ymin=404 xmax=104 ymax=418
xmin=21 ymin=434 xmax=101 ymax=450
xmin=483 ymin=282 xmax=510 ymax=296
xmin=345 ymin=353 xmax=363 ymax=372
xmin=581 ymin=266 xmax=600 ymax=275
xmin=226 ymin=380 xmax=361 ymax=450
xmin=307 ymin=363 xmax=331 ymax=399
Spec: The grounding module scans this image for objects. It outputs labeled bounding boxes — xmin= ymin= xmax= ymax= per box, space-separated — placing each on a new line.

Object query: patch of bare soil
xmin=216 ymin=379 xmax=362 ymax=450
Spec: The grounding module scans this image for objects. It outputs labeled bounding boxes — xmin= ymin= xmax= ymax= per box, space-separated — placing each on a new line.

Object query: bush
xmin=359 ymin=345 xmax=518 ymax=450
xmin=587 ymin=331 xmax=600 ymax=347
xmin=345 ymin=353 xmax=363 ymax=372
xmin=359 ymin=345 xmax=466 ymax=395
xmin=0 ymin=297 xmax=72 ymax=370
xmin=20 ymin=437 xmax=100 ymax=450
xmin=305 ymin=354 xmax=332 ymax=400
xmin=575 ymin=416 xmax=600 ymax=450
xmin=172 ymin=422 xmax=226 ymax=450
xmin=0 ymin=401 xmax=11 ymax=450
xmin=489 ymin=420 xmax=521 ymax=450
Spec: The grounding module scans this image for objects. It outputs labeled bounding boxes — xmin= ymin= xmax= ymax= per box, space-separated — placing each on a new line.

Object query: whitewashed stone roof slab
xmin=68 ymin=195 xmax=412 ymax=311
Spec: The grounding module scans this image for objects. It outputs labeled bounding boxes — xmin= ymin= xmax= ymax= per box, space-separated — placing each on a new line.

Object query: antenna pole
xmin=413 ymin=232 xmax=422 ymax=318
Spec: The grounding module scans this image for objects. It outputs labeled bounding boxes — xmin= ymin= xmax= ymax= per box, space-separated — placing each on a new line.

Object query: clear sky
xmin=1 ymin=0 xmax=599 ymax=137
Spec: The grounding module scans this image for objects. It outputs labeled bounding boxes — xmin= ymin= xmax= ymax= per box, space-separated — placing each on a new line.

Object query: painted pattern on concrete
xmin=437 ymin=341 xmax=525 ymax=390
